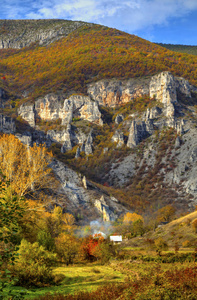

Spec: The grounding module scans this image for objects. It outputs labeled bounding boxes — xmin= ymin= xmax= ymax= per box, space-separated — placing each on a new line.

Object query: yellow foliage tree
xmin=123 ymin=212 xmax=144 ymax=224
xmin=156 ymin=205 xmax=175 ymax=224
xmin=43 ymin=206 xmax=76 ymax=238
xmin=55 ymin=233 xmax=79 ymax=265
xmin=0 ymin=134 xmax=53 ymax=196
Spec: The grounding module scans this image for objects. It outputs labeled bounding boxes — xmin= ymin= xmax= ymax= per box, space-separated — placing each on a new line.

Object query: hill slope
xmin=1 ymin=21 xmax=197 ymax=104
xmin=1 ymin=20 xmax=197 ymax=221
xmin=158 ymin=43 xmax=197 ymax=56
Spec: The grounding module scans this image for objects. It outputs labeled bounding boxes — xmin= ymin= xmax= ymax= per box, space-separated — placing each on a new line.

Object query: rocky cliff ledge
xmin=18 ymin=72 xmax=191 ymax=127
xmin=16 ymin=71 xmax=195 ymax=156
xmin=18 ymin=94 xmax=103 ymax=127
xmin=88 ymin=71 xmax=192 ymax=112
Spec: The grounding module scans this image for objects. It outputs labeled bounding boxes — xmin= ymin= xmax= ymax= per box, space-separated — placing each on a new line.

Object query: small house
xmin=110 ymin=235 xmax=122 ymax=244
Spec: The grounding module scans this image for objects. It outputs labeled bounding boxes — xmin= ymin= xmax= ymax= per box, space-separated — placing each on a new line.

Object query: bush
xmin=154 ymin=237 xmax=168 ymax=255
xmin=37 ymin=230 xmax=55 ymax=251
xmin=10 ymin=239 xmax=57 ymax=287
xmin=93 ymin=241 xmax=116 ymax=264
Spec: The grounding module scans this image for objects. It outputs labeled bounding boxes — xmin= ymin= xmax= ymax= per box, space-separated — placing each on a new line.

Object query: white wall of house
xmin=110 ymin=235 xmax=122 ymax=243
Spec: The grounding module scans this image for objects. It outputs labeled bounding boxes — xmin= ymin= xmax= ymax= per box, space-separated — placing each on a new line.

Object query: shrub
xmin=154 ymin=237 xmax=168 ymax=255
xmin=10 ymin=239 xmax=57 ymax=287
xmin=92 ymin=241 xmax=115 ymax=264
xmin=37 ymin=230 xmax=55 ymax=251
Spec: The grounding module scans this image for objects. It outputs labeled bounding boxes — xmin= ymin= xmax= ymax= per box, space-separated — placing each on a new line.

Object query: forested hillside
xmin=158 ymin=43 xmax=197 ymax=55
xmin=1 ymin=23 xmax=197 ymax=106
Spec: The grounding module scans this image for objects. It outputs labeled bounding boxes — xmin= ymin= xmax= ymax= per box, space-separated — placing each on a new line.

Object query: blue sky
xmin=1 ymin=0 xmax=197 ymax=45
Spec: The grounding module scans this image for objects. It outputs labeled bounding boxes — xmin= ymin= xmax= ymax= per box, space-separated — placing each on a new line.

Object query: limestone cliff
xmin=150 ymin=72 xmax=191 ymax=117
xmin=12 ymin=70 xmax=197 ymax=215
xmin=18 ymin=94 xmax=103 ymax=126
xmin=87 ymin=78 xmax=150 ymax=107
xmin=88 ymin=71 xmax=192 ymax=115
xmin=17 ymin=71 xmax=193 ymax=156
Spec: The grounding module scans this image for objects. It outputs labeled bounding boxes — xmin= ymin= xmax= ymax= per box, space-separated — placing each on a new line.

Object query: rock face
xmin=88 ymin=78 xmax=150 ymax=107
xmin=84 ymin=131 xmax=93 ymax=155
xmin=0 ymin=19 xmax=88 ymax=49
xmin=150 ymin=72 xmax=177 ymax=105
xmin=150 ymin=72 xmax=191 ymax=117
xmin=112 ymin=130 xmax=124 ymax=147
xmin=14 ymin=70 xmax=197 ymax=215
xmin=18 ymin=103 xmax=36 ymax=127
xmin=127 ymin=120 xmax=148 ymax=148
xmin=51 ymin=159 xmax=127 ymax=220
xmin=18 ymin=94 xmax=103 ymax=127
xmin=17 ymin=71 xmax=193 ymax=158
xmin=88 ymin=71 xmax=191 ymax=114
xmin=94 ymin=196 xmax=114 ymax=221
xmin=144 ymin=106 xmax=162 ymax=120
xmin=60 ymin=126 xmax=73 ymax=153
xmin=0 ymin=115 xmax=15 ymax=133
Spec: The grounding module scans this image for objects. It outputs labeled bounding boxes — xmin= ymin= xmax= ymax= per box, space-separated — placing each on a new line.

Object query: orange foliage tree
xmin=80 ymin=234 xmax=104 ymax=261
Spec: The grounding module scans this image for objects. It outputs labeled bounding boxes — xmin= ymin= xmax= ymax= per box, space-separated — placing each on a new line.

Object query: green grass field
xmin=5 ymin=263 xmax=125 ymax=299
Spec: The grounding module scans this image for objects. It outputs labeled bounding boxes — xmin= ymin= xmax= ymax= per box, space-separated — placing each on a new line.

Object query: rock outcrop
xmin=18 ymin=94 xmax=103 ymax=127
xmin=144 ymin=106 xmax=162 ymax=120
xmin=0 ymin=114 xmax=15 ymax=133
xmin=50 ymin=159 xmax=127 ymax=220
xmin=94 ymin=196 xmax=113 ymax=221
xmin=127 ymin=120 xmax=148 ymax=148
xmin=18 ymin=103 xmax=36 ymax=127
xmin=150 ymin=72 xmax=191 ymax=117
xmin=60 ymin=126 xmax=73 ymax=153
xmin=88 ymin=78 xmax=150 ymax=107
xmin=84 ymin=131 xmax=93 ymax=155
xmin=112 ymin=130 xmax=124 ymax=147
xmin=88 ymin=72 xmax=191 ymax=115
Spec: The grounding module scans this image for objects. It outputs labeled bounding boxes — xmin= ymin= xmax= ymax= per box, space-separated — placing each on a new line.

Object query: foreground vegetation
xmin=1 ymin=134 xmax=197 ymax=299
xmin=2 ymin=256 xmax=197 ymax=299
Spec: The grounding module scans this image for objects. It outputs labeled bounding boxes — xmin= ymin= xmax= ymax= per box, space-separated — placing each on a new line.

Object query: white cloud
xmin=1 ymin=0 xmax=197 ymax=33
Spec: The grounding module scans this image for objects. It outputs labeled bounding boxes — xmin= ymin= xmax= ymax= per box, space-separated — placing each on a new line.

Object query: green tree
xmin=10 ymin=239 xmax=56 ymax=287
xmin=0 ymin=182 xmax=26 ymax=261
